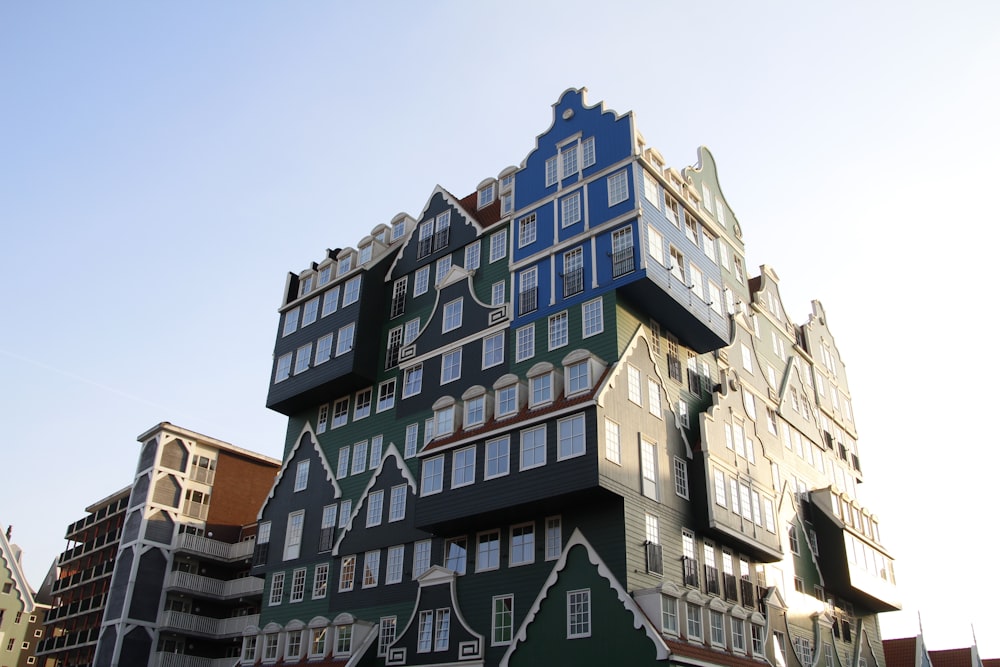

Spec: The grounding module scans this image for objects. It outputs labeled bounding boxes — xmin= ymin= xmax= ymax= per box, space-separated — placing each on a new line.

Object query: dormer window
xmin=337 ymin=253 xmax=353 ymax=276
xmin=527 ymin=362 xmax=561 ymax=408
xmin=478 ymin=181 xmax=496 ymax=208
xmin=391 ymin=217 xmax=407 ymax=241
xmin=299 ymin=274 xmax=315 ymax=297
xmin=359 ymin=244 xmax=373 ymax=264
xmin=493 ymin=374 xmax=525 ymax=419
xmin=432 ymin=396 xmax=459 ymax=438
xmin=318 ymin=265 xmax=333 ymax=286
xmin=462 ymin=385 xmax=490 ymax=428
xmin=562 ymin=349 xmax=607 ymax=398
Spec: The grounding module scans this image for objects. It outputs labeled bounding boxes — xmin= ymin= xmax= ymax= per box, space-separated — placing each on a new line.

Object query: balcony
xmin=611 ymin=246 xmax=635 ymax=278
xmin=173 ymin=533 xmax=255 ymax=562
xmin=65 ymin=496 xmax=129 ymax=540
xmin=45 ymin=593 xmax=107 ymax=623
xmin=35 ymin=627 xmax=101 ymax=655
xmin=57 ymin=530 xmax=121 ymax=566
xmin=52 ymin=559 xmax=116 ymax=593
xmin=159 ymin=611 xmax=259 ymax=639
xmin=150 ymin=653 xmax=240 ymax=667
xmin=164 ymin=571 xmax=264 ymax=599
xmin=519 ymin=287 xmax=538 ymax=315
xmin=562 ymin=268 xmax=584 ymax=298
xmin=809 ymin=488 xmax=900 ymax=612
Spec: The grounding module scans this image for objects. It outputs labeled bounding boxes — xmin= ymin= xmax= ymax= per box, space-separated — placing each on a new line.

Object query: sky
xmin=2 ymin=0 xmax=999 ymax=656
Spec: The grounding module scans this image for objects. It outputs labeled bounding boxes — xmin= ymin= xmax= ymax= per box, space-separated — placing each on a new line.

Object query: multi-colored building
xmin=245 ymin=88 xmax=899 ymax=667
xmin=1 ymin=526 xmax=50 ymax=667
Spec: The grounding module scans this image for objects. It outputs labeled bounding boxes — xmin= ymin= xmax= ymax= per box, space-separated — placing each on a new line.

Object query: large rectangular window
xmin=422 ymin=456 xmax=444 ymax=495
xmin=640 ymin=440 xmax=658 ymax=500
xmin=516 ymin=324 xmax=535 ymax=362
xmin=558 ymin=414 xmax=585 ymax=460
xmin=521 ymin=425 xmax=546 ymax=470
xmin=608 ymin=170 xmax=629 ymax=205
xmin=567 ymin=590 xmax=591 ymax=638
xmin=582 ymin=298 xmax=603 ymax=337
xmin=453 ymin=446 xmax=476 ymax=488
xmin=284 ymin=511 xmax=304 ymax=560
xmin=493 ymin=595 xmax=513 ymax=645
xmin=548 ymin=311 xmax=568 ymax=349
xmin=476 ymin=530 xmax=500 ymax=571
xmin=485 ymin=436 xmax=510 ymax=479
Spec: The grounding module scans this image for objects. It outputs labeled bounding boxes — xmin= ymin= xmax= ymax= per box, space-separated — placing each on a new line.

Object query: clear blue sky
xmin=3 ymin=0 xmax=998 ymax=655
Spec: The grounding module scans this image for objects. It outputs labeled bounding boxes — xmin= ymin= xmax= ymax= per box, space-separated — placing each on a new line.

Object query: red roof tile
xmin=665 ymin=638 xmax=768 ymax=667
xmin=929 ymin=648 xmax=976 ymax=667
xmin=458 ymin=191 xmax=502 ymax=228
xmin=883 ymin=637 xmax=918 ymax=667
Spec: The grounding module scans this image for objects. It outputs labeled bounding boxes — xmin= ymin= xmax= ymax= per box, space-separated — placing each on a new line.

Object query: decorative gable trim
xmin=257 ymin=422 xmax=339 ymax=520
xmin=500 ymin=528 xmax=669 ymax=666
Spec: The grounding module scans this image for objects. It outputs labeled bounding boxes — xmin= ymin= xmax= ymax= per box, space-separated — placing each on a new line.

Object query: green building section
xmin=506 ymin=534 xmax=666 ymax=667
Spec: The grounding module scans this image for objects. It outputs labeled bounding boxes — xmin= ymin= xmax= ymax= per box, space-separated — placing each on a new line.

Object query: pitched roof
xmin=665 ymin=638 xmax=768 ymax=667
xmin=458 ymin=190 xmax=502 ymax=228
xmin=929 ymin=648 xmax=978 ymax=667
xmin=883 ymin=637 xmax=919 ymax=667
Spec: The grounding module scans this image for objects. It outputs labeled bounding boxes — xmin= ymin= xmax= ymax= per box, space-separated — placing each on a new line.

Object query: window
xmin=518 ymin=213 xmax=537 ymax=247
xmin=562 ymin=144 xmax=579 ymax=178
xmin=336 ymin=625 xmax=353 ymax=655
xmin=264 ymin=633 xmax=279 ymax=661
xmin=751 ymin=623 xmax=765 ymax=655
xmin=269 ymin=571 xmax=285 ymax=605
xmin=386 ymin=545 xmax=404 ymax=584
xmin=310 ymin=628 xmax=327 ymax=658
xmin=445 ymin=537 xmax=467 ymax=574
xmin=548 ymin=311 xmax=568 ymax=349
xmin=567 ymin=590 xmax=591 ymax=638
xmin=443 ymin=298 xmax=463 ymax=332
xmin=648 ymin=226 xmax=665 ymax=265
xmin=646 ymin=513 xmax=659 ymax=544
xmin=313 ymin=563 xmax=329 ymax=598
xmin=583 ymin=298 xmax=604 ymax=338
xmin=611 ymin=226 xmax=634 ymax=277
xmin=563 ymin=247 xmax=584 ymax=296
xmin=337 ymin=253 xmax=353 ymax=276
xmin=493 ymin=595 xmax=514 ymax=645
xmin=366 ymin=490 xmax=384 ymax=527
xmin=788 ymin=523 xmax=800 ymax=554
xmin=732 ymin=618 xmax=746 ymax=652
xmin=315 ymin=333 xmax=333 ymax=365
xmin=294 ymin=460 xmax=309 ymax=492
xmin=497 ymin=384 xmax=518 ymax=417
xmin=530 ymin=372 xmax=553 ymax=406
xmin=336 ymin=447 xmax=349 ymax=478
xmin=490 ymin=229 xmax=508 ymax=262
xmin=352 ymin=441 xmax=368 ymax=474
xmin=485 ymin=436 xmax=510 ymax=479
xmin=519 ymin=266 xmax=538 ymax=314
xmin=516 ymin=324 xmax=535 ymax=361
xmin=640 ymin=439 xmax=658 ymax=500
xmin=605 ymin=418 xmax=621 ymax=464
xmin=322 ymin=286 xmax=340 ymax=316
xmin=558 ymin=414 xmax=585 ymax=459
xmin=582 ymin=137 xmax=596 ymax=167
xmin=379 ymin=617 xmax=397 ymax=657
xmin=510 ymin=523 xmax=535 ymax=566
xmin=338 ymin=555 xmax=356 ymax=591
xmin=483 ymin=332 xmax=504 ymax=368
xmin=608 ymin=170 xmax=629 ymax=205
xmin=627 ymin=365 xmax=642 ymax=405
xmin=686 ymin=603 xmax=702 ymax=640
xmin=453 ymin=446 xmax=476 ymax=487
xmin=284 ymin=510 xmax=304 ymax=560
xmin=332 ymin=397 xmax=349 ymax=428
xmin=545 ymin=156 xmax=558 ymax=186
xmin=282 ymin=307 xmax=299 ymax=336
xmin=342 ymin=276 xmax=361 ymax=306
xmin=363 ymin=550 xmax=381 ymax=587
xmin=477 ymin=530 xmax=500 ymax=571
xmin=567 ymin=360 xmax=589 ymax=395
xmin=561 ymin=192 xmax=581 ymax=227
xmin=415 ymin=266 xmax=430 ymax=296
xmin=434 ymin=404 xmax=455 ymax=438
xmin=521 ymin=425 xmax=546 ymax=469
xmin=501 ymin=191 xmax=513 ymax=214
xmin=418 ymin=611 xmax=434 ymax=652
xmin=302 ymin=297 xmax=319 ymax=327
xmin=491 ymin=281 xmax=506 ymax=306
xmin=545 ymin=516 xmax=562 ymax=560
xmin=648 ymin=379 xmax=662 ymax=417
xmin=479 ymin=183 xmax=495 ymax=207
xmin=403 ymin=364 xmax=423 ymax=398
xmin=662 ymin=596 xmax=679 ymax=633
xmin=389 ymin=484 xmax=406 ymax=523
xmin=414 ymin=539 xmax=432 ymax=577
xmin=436 ymin=256 xmax=452 ymax=285
xmin=674 ymin=457 xmax=689 ymax=499
xmin=377 ymin=379 xmax=395 ymax=412
xmin=243 ymin=635 xmax=258 ymax=662
xmin=294 ymin=343 xmax=312 ymax=374
xmin=465 ymin=394 xmax=485 ymax=426
xmin=371 ymin=436 xmax=384 ymax=470
xmin=441 ymin=348 xmax=462 ymax=384
xmin=336 ymin=322 xmax=355 ymax=356
xmin=274 ymin=353 xmax=292 ymax=383
xmin=421 ymin=455 xmax=444 ymax=495
xmin=710 ymin=610 xmax=725 ymax=645
xmin=714 ymin=470 xmax=727 ymax=507
xmin=290 ymin=567 xmax=306 ymax=602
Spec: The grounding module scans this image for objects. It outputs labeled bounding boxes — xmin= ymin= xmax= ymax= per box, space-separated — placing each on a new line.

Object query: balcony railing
xmin=52 ymin=559 xmax=116 ymax=592
xmin=35 ymin=627 xmax=101 ymax=655
xmin=190 ymin=466 xmax=216 ymax=485
xmin=682 ymin=557 xmax=699 ymax=587
xmin=45 ymin=593 xmax=107 ymax=623
xmin=165 ymin=571 xmax=264 ymax=599
xmin=173 ymin=533 xmax=255 ymax=562
xmin=159 ymin=612 xmax=259 ymax=639
xmin=417 ymin=236 xmax=433 ymax=259
xmin=65 ymin=497 xmax=129 ymax=539
xmin=434 ymin=228 xmax=449 ymax=252
xmin=612 ymin=246 xmax=635 ymax=278
xmin=519 ymin=287 xmax=538 ymax=315
xmin=150 ymin=652 xmax=240 ymax=667
xmin=562 ymin=268 xmax=584 ymax=298
xmin=57 ymin=531 xmax=121 ymax=566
